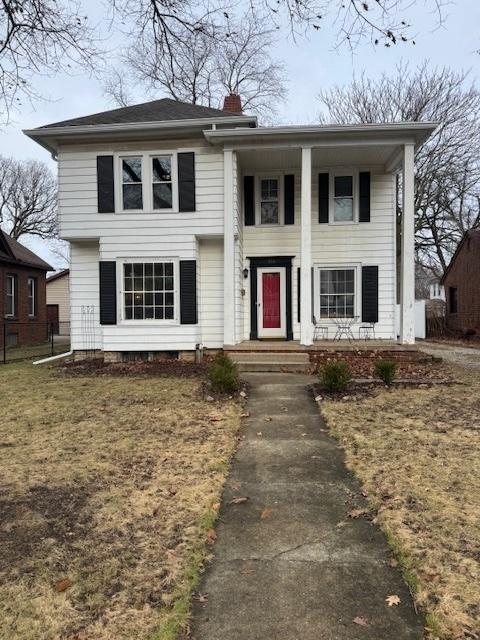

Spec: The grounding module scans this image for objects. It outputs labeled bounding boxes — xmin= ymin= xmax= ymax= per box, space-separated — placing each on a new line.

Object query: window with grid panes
xmin=123 ymin=262 xmax=175 ymax=320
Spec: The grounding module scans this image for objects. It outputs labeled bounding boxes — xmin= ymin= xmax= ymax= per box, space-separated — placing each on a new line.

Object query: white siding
xmin=57 ymin=139 xmax=224 ymax=240
xmin=58 ymin=137 xmax=224 ymax=352
xmin=46 ymin=274 xmax=70 ymax=322
xmin=199 ymin=239 xmax=224 ymax=348
xmin=242 ymin=170 xmax=397 ymax=340
xmin=70 ymin=242 xmax=102 ymax=350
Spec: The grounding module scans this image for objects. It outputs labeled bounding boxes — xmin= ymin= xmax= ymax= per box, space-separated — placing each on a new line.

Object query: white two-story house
xmin=25 ymin=96 xmax=436 ymax=356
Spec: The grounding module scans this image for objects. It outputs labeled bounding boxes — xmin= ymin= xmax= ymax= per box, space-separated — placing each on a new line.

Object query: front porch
xmin=207 ymin=123 xmax=436 ymax=349
xmin=224 ymin=339 xmax=419 ymax=352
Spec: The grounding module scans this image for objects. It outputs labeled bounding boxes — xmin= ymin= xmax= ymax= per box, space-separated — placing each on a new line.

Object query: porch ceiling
xmin=237 ymin=143 xmax=400 ymax=172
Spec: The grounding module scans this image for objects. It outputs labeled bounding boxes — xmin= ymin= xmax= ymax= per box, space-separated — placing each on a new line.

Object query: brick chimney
xmin=223 ymin=93 xmax=242 ymax=114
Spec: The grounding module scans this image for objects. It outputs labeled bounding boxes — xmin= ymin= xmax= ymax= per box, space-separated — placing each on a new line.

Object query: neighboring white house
xmin=429 ymin=282 xmax=446 ymax=301
xmin=25 ymin=97 xmax=436 ymax=355
xmin=46 ymin=269 xmax=70 ymax=335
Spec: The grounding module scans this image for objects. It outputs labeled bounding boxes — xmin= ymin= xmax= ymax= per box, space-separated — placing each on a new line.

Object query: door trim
xmin=257 ymin=267 xmax=286 ymax=338
xmin=247 ymin=256 xmax=294 ymax=340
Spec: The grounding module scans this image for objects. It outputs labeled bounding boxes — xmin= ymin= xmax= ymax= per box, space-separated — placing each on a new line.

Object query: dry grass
xmin=0 ymin=362 xmax=240 ymax=640
xmin=321 ymin=365 xmax=480 ymax=640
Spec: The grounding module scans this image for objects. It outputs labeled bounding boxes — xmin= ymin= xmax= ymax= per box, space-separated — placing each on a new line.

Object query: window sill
xmin=119 ymin=320 xmax=179 ymax=326
xmin=115 ymin=209 xmax=178 ymax=215
xmin=328 ymin=220 xmax=359 ymax=226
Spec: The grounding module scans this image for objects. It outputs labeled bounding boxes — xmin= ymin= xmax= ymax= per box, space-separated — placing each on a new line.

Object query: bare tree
xmin=105 ymin=13 xmax=287 ymax=120
xmin=1 ymin=1 xmax=451 ymax=123
xmin=318 ymin=63 xmax=480 ymax=274
xmin=0 ymin=156 xmax=58 ymax=240
xmin=109 ymin=0 xmax=449 ymax=62
xmin=0 ymin=0 xmax=97 ymax=124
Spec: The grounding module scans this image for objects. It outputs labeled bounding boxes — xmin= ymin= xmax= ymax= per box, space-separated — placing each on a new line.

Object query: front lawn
xmin=321 ymin=367 xmax=480 ymax=639
xmin=0 ymin=362 xmax=240 ymax=640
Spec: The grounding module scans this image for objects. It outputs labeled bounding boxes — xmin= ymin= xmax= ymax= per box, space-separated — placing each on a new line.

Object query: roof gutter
xmin=203 ymin=122 xmax=438 ymax=147
xmin=24 ymin=114 xmax=258 ymax=156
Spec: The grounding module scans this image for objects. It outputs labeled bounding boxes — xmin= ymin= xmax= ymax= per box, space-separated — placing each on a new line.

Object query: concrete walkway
xmin=191 ymin=374 xmax=423 ymax=640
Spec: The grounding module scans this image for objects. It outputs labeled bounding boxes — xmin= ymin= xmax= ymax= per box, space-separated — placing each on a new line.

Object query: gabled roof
xmin=0 ymin=230 xmax=53 ymax=271
xmin=38 ymin=98 xmax=245 ymax=129
xmin=47 ymin=268 xmax=69 ymax=283
xmin=441 ymin=229 xmax=480 ymax=284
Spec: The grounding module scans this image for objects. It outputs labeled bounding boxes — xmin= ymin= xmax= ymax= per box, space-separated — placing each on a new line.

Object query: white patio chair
xmin=312 ymin=316 xmax=329 ymax=341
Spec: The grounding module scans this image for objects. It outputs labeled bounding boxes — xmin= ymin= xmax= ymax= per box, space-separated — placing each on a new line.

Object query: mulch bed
xmin=309 ymin=352 xmax=447 ymax=380
xmin=61 ymin=357 xmax=208 ymax=378
xmin=311 ymin=373 xmax=454 ymax=401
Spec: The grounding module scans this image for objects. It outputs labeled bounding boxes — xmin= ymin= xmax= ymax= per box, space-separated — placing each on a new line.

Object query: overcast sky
xmin=2 ymin=0 xmax=479 ymax=268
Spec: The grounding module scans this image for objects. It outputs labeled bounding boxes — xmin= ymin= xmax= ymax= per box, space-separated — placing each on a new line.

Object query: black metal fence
xmin=1 ymin=321 xmax=71 ymax=364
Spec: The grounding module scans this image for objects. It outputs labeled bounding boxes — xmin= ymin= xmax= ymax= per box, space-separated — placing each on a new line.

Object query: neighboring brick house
xmin=0 ymin=229 xmax=53 ymax=348
xmin=441 ymin=229 xmax=480 ymax=335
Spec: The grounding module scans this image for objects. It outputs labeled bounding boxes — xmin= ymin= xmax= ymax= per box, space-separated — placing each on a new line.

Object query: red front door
xmin=262 ymin=272 xmax=281 ymax=329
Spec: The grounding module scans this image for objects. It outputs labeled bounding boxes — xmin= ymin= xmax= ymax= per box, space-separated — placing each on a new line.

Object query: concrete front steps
xmin=228 ymin=351 xmax=310 ymax=373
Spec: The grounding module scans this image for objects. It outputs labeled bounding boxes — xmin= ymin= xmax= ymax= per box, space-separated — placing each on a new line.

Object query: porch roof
xmin=205 ymin=122 xmax=437 ymax=172
xmin=204 ymin=122 xmax=437 ymax=147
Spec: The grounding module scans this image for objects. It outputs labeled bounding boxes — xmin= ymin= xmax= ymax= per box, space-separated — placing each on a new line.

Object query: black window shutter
xmin=178 ymin=152 xmax=196 ymax=212
xmin=244 ymin=176 xmax=255 ymax=226
xmin=362 ymin=265 xmax=379 ymax=323
xmin=99 ymin=261 xmax=117 ymax=325
xmin=359 ymin=171 xmax=371 ymax=222
xmin=97 ymin=156 xmax=115 ymax=213
xmin=180 ymin=260 xmax=197 ymax=324
xmin=318 ymin=173 xmax=329 ymax=223
xmin=284 ymin=174 xmax=295 ymax=224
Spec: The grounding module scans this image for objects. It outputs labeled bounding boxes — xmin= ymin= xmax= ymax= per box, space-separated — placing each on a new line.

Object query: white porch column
xmin=223 ymin=149 xmax=236 ymax=346
xmin=300 ymin=146 xmax=313 ymax=346
xmin=400 ymin=143 xmax=415 ymax=344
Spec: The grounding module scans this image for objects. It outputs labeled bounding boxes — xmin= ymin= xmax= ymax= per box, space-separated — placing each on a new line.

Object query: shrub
xmin=320 ymin=360 xmax=352 ymax=393
xmin=375 ymin=359 xmax=397 ymax=385
xmin=207 ymin=353 xmax=240 ymax=394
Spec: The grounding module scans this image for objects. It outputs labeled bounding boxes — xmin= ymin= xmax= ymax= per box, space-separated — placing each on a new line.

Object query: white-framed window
xmin=260 ymin=177 xmax=279 ymax=224
xmin=121 ymin=156 xmax=143 ymax=210
xmin=28 ymin=277 xmax=36 ymax=317
xmin=330 ymin=171 xmax=357 ymax=223
xmin=5 ymin=274 xmax=16 ymax=317
xmin=255 ymin=175 xmax=283 ymax=225
xmin=121 ymin=260 xmax=177 ymax=321
xmin=117 ymin=152 xmax=178 ymax=213
xmin=152 ymin=155 xmax=173 ymax=210
xmin=318 ymin=267 xmax=356 ymax=318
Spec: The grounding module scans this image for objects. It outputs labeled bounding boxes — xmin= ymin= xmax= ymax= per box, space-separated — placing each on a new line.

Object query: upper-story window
xmin=122 ymin=157 xmax=143 ymax=210
xmin=28 ymin=277 xmax=37 ymax=317
xmin=118 ymin=153 xmax=176 ymax=212
xmin=5 ymin=274 xmax=16 ymax=318
xmin=152 ymin=156 xmax=173 ymax=209
xmin=260 ymin=178 xmax=280 ymax=224
xmin=333 ymin=175 xmax=354 ymax=222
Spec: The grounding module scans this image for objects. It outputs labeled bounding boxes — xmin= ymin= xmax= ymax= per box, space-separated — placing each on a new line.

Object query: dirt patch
xmin=0 ymin=484 xmax=92 ymax=574
xmin=0 ymin=362 xmax=240 ymax=640
xmin=319 ymin=363 xmax=480 ymax=639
